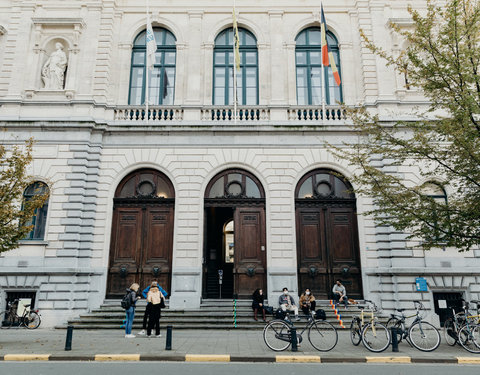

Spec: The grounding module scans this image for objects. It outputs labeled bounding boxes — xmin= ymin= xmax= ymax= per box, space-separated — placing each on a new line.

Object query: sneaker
xmin=137 ymin=330 xmax=146 ymax=336
xmin=125 ymin=334 xmax=135 ymax=338
xmin=146 ymin=335 xmax=151 ymax=338
xmin=294 ymin=316 xmax=300 ymax=321
xmin=156 ymin=334 xmax=162 ymax=338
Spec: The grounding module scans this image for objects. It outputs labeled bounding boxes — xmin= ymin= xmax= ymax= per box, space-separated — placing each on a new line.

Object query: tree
xmin=0 ymin=139 xmax=49 ymax=253
xmin=336 ymin=0 xmax=480 ymax=250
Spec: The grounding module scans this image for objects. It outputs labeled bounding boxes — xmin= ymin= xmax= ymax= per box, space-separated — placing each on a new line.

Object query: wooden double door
xmin=296 ymin=205 xmax=363 ymax=299
xmin=107 ymin=203 xmax=174 ymax=298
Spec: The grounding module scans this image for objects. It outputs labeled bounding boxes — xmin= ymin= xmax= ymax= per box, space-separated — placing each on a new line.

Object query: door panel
xmin=107 ymin=205 xmax=174 ymax=298
xmin=234 ymin=207 xmax=266 ymax=298
xmin=297 ymin=205 xmax=363 ymax=299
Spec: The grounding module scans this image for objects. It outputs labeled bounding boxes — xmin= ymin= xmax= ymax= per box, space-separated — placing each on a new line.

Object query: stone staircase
xmin=58 ymin=299 xmax=363 ymax=330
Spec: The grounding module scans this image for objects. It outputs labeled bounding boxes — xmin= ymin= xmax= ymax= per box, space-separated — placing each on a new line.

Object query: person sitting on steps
xmin=278 ymin=287 xmax=300 ymax=321
xmin=252 ymin=288 xmax=267 ymax=322
xmin=332 ymin=279 xmax=348 ymax=308
xmin=299 ymin=288 xmax=316 ymax=316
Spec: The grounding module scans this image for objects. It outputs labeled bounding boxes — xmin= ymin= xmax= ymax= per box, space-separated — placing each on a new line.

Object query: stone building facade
xmin=0 ymin=0 xmax=478 ymax=327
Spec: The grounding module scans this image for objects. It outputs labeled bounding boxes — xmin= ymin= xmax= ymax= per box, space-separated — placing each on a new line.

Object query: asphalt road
xmin=0 ymin=362 xmax=480 ymax=375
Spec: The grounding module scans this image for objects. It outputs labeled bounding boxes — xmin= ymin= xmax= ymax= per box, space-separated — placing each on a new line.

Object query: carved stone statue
xmin=41 ymin=42 xmax=68 ymax=89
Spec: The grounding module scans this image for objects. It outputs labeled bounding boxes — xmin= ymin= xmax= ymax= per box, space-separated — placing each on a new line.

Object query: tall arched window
xmin=213 ymin=28 xmax=258 ymax=105
xmin=129 ymin=28 xmax=176 ymax=105
xmin=295 ymin=27 xmax=342 ymax=105
xmin=23 ymin=182 xmax=49 ymax=240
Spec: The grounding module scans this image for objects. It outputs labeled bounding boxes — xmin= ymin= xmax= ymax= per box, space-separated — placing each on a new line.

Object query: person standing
xmin=146 ymin=283 xmax=164 ymax=337
xmin=252 ymin=288 xmax=266 ymax=321
xmin=124 ymin=283 xmax=140 ymax=338
xmin=299 ymin=288 xmax=316 ymax=315
xmin=278 ymin=287 xmax=300 ymax=321
xmin=332 ymin=279 xmax=348 ymax=308
xmin=138 ymin=280 xmax=168 ymax=336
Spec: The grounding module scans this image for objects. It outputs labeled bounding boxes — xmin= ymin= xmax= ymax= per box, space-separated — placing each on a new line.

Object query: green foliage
xmin=0 ymin=139 xmax=49 ymax=253
xmin=337 ymin=0 xmax=480 ymax=250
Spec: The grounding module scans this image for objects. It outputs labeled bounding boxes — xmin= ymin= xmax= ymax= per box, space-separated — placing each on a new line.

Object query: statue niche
xmin=41 ymin=42 xmax=68 ymax=90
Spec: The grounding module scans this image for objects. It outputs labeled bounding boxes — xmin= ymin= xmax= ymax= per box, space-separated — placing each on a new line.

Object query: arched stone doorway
xmin=106 ymin=169 xmax=175 ymax=298
xmin=203 ymin=169 xmax=266 ymax=299
xmin=295 ymin=169 xmax=363 ymax=299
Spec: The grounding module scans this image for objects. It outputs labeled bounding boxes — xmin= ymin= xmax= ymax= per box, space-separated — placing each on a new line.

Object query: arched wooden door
xmin=106 ymin=169 xmax=175 ymax=298
xmin=203 ymin=169 xmax=266 ymax=299
xmin=295 ymin=169 xmax=363 ymax=299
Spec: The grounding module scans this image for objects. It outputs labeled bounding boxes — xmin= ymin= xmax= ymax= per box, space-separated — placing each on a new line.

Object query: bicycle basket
xmin=274 ymin=308 xmax=286 ymax=320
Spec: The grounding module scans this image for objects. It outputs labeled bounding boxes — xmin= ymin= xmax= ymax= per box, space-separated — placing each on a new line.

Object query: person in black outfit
xmin=252 ymin=288 xmax=266 ymax=321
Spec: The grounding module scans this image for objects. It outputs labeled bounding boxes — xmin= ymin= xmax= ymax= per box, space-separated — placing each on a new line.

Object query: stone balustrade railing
xmin=114 ymin=106 xmax=184 ymax=122
xmin=287 ymin=106 xmax=347 ymax=122
xmin=201 ymin=106 xmax=271 ymax=121
xmin=113 ymin=105 xmax=346 ymax=124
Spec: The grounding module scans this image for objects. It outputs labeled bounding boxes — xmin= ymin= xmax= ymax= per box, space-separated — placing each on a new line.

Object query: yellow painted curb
xmin=366 ymin=356 xmax=411 ymax=363
xmin=95 ymin=354 xmax=140 ymax=361
xmin=4 ymin=354 xmax=50 ymax=361
xmin=457 ymin=357 xmax=480 ymax=364
xmin=276 ymin=355 xmax=321 ymax=363
xmin=185 ymin=354 xmax=230 ymax=362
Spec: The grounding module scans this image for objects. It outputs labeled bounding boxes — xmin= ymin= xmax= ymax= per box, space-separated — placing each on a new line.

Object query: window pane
xmin=164 ymin=52 xmax=176 ymax=65
xmin=245 ymin=88 xmax=256 ymax=105
xmin=308 ymin=29 xmax=321 ymax=45
xmin=246 ymin=68 xmax=256 ymax=87
xmin=133 ymin=52 xmax=145 ymax=65
xmin=216 ymin=31 xmax=227 ymax=45
xmin=134 ymin=31 xmax=146 ymax=46
xmin=296 ymin=51 xmax=307 ymax=65
xmin=245 ymin=52 xmax=256 ymax=65
xmin=311 ymin=67 xmax=321 ymax=86
xmin=132 ymin=67 xmax=144 ymax=86
xmin=243 ymin=31 xmax=256 ymax=46
xmin=296 ymin=31 xmax=307 ymax=45
xmin=298 ymin=177 xmax=313 ymax=198
xmin=309 ymin=51 xmax=321 ymax=65
xmin=154 ymin=29 xmax=163 ymax=45
xmin=245 ymin=177 xmax=261 ymax=198
xmin=209 ymin=178 xmax=224 ymax=198
xmin=215 ymin=68 xmax=226 ymax=87
xmin=130 ymin=87 xmax=142 ymax=105
xmin=165 ymin=32 xmax=176 ymax=45
xmin=228 ymin=52 xmax=234 ymax=65
xmin=215 ymin=52 xmax=226 ymax=65
xmin=296 ymin=67 xmax=308 ymax=87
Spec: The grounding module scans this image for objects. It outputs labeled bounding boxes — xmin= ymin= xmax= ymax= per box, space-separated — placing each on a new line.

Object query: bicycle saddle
xmin=395 ymin=308 xmax=405 ymax=312
xmin=25 ymin=304 xmax=31 ymax=308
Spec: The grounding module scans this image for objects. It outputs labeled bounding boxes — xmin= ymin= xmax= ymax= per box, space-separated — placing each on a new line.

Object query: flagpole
xmin=146 ymin=0 xmax=150 ymax=125
xmin=233 ymin=0 xmax=237 ymax=125
xmin=320 ymin=3 xmax=326 ymax=123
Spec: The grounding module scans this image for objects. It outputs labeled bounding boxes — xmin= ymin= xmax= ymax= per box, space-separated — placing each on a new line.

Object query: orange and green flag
xmin=329 ymin=52 xmax=341 ymax=86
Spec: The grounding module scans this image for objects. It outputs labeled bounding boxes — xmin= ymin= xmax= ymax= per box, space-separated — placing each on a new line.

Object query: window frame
xmin=295 ymin=27 xmax=343 ymax=105
xmin=22 ymin=181 xmax=49 ymax=241
xmin=128 ymin=28 xmax=177 ymax=106
xmin=213 ymin=28 xmax=259 ymax=105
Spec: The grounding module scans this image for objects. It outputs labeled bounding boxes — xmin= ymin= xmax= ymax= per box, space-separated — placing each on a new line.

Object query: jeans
xmin=125 ymin=306 xmax=135 ymax=335
xmin=333 ymin=294 xmax=348 ymax=307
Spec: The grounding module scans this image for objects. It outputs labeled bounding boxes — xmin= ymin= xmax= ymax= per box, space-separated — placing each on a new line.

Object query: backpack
xmin=121 ymin=291 xmax=132 ymax=310
xmin=275 ymin=308 xmax=286 ymax=320
xmin=315 ymin=309 xmax=326 ymax=320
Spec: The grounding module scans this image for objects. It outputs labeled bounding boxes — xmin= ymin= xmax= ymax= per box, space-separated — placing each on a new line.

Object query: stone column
xmin=268 ymin=10 xmax=286 ymax=105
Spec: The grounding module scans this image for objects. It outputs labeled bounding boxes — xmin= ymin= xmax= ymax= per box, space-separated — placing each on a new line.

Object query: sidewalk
xmin=0 ymin=328 xmax=479 ymax=363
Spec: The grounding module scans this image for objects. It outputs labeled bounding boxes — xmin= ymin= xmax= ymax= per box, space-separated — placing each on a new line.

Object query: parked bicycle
xmin=444 ymin=300 xmax=480 ymax=353
xmin=350 ymin=299 xmax=391 ymax=352
xmin=386 ymin=301 xmax=441 ymax=352
xmin=0 ymin=299 xmax=41 ymax=329
xmin=263 ymin=310 xmax=338 ymax=352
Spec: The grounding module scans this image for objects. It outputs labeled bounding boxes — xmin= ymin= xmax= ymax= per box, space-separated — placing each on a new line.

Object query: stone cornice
xmin=32 ymin=17 xmax=86 ymax=29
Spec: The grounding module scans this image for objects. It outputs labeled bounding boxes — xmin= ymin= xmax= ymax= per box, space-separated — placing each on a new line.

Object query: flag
xmin=232 ymin=9 xmax=241 ymax=71
xmin=146 ymin=21 xmax=157 ymax=71
xmin=329 ymin=52 xmax=341 ymax=86
xmin=321 ymin=4 xmax=329 ymax=67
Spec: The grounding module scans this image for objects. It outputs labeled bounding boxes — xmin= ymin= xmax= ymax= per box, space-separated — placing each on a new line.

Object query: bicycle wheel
xmin=263 ymin=320 xmax=291 ymax=352
xmin=443 ymin=317 xmax=457 ymax=346
xmin=361 ymin=321 xmax=391 ymax=353
xmin=458 ymin=324 xmax=480 ymax=353
xmin=24 ymin=311 xmax=41 ymax=329
xmin=308 ymin=320 xmax=338 ymax=352
xmin=408 ymin=321 xmax=440 ymax=352
xmin=350 ymin=318 xmax=362 ymax=346
xmin=386 ymin=317 xmax=404 ymax=344
xmin=0 ymin=311 xmax=14 ymax=328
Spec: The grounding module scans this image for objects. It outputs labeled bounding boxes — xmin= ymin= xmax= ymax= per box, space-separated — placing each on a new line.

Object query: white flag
xmin=146 ymin=22 xmax=157 ymax=71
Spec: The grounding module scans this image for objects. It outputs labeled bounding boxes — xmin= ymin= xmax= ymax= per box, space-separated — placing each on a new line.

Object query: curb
xmin=0 ymin=354 xmax=479 ymax=363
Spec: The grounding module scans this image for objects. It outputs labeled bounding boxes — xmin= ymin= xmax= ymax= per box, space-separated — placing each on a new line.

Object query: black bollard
xmin=291 ymin=326 xmax=298 ymax=352
xmin=391 ymin=327 xmax=399 ymax=352
xmin=165 ymin=325 xmax=172 ymax=350
xmin=65 ymin=325 xmax=73 ymax=351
